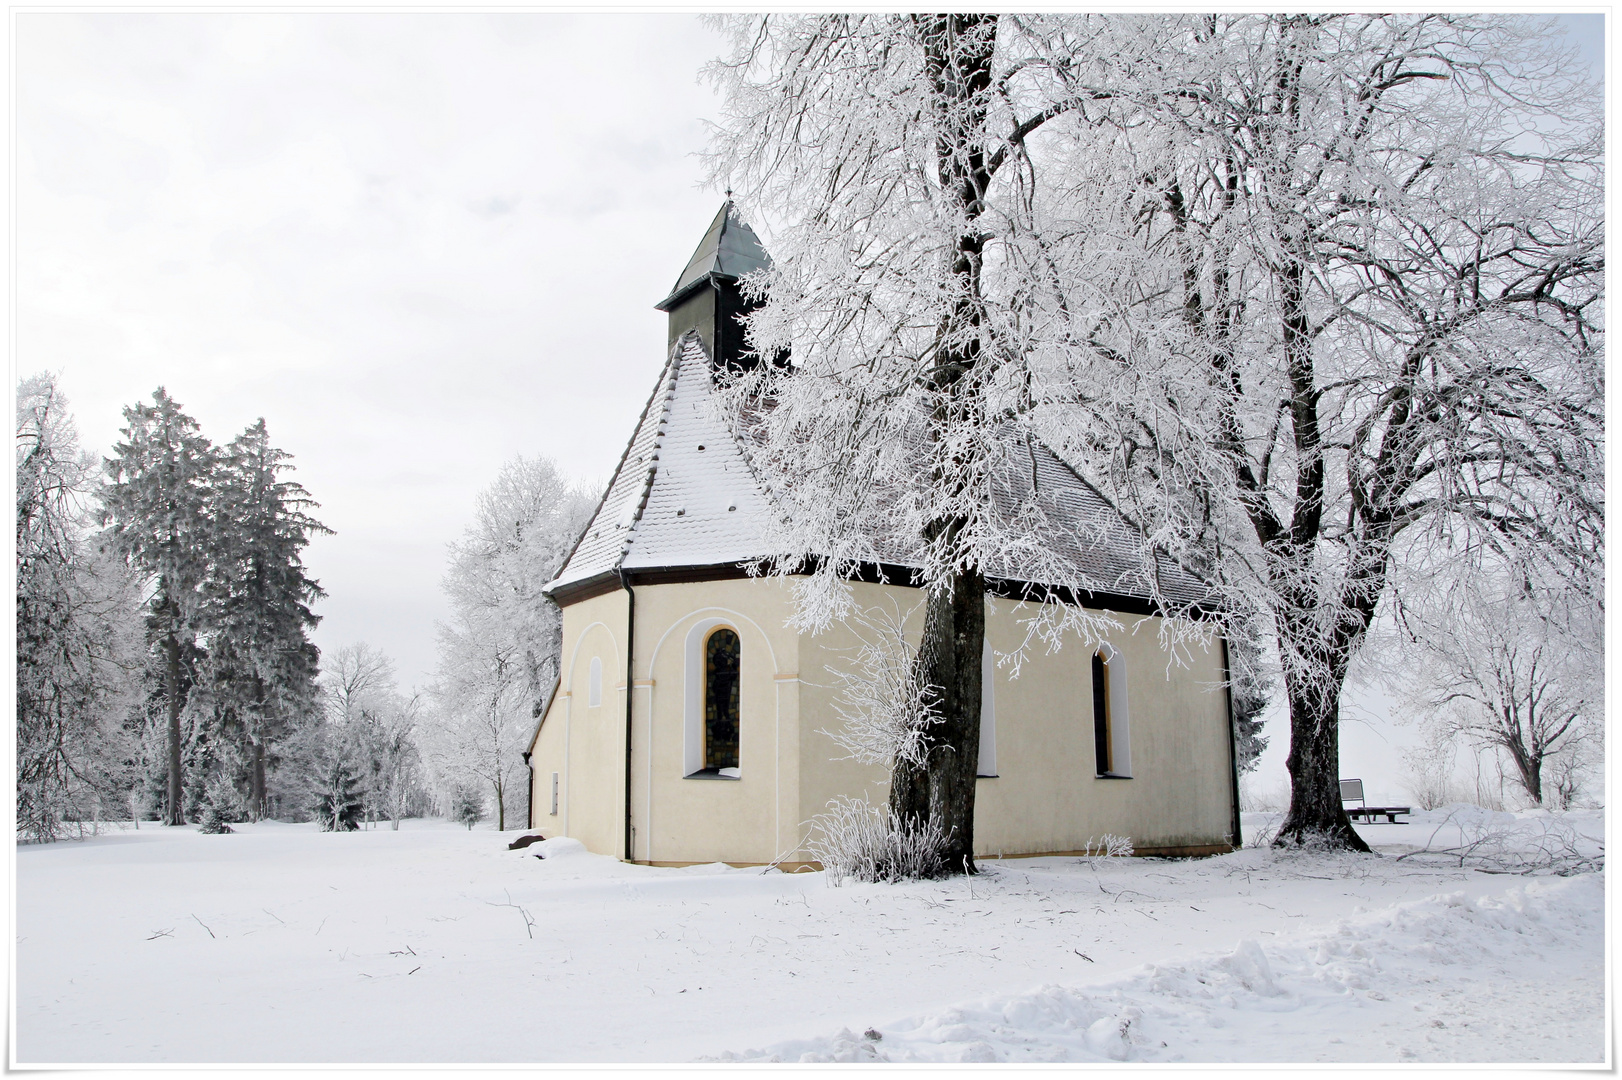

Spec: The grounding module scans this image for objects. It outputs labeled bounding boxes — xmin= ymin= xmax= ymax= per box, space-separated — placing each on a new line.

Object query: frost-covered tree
xmin=314 ymin=643 xmax=428 ymax=828
xmin=1049 ymin=15 xmax=1602 ymax=847
xmin=450 ymin=786 xmax=484 ymax=831
xmin=209 ymin=419 xmax=329 ymax=818
xmin=16 ymin=374 xmax=144 ymax=842
xmin=102 ymin=389 xmax=218 ymax=826
xmin=1225 ymin=618 xmax=1274 ymax=776
xmin=358 ymin=692 xmax=427 ymax=829
xmin=323 ymin=642 xmax=397 ymax=727
xmin=711 ymin=14 xmax=1602 ymax=856
xmin=312 ymin=749 xmax=365 ymax=832
xmin=423 ymin=455 xmax=593 ymax=830
xmin=707 ymin=14 xmax=1136 ymax=874
xmin=1395 ymin=571 xmax=1600 ymax=808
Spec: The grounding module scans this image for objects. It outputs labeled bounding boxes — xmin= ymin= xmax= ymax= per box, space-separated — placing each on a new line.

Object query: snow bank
xmin=531 ymin=836 xmax=587 ymax=859
xmin=712 ymin=873 xmax=1604 ymax=1064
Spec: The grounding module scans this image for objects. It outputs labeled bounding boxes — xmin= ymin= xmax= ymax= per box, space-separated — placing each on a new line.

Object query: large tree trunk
xmin=1272 ymin=589 xmax=1372 ymax=850
xmin=164 ymin=632 xmax=183 ymax=827
xmin=891 ymin=558 xmax=985 ymax=874
xmin=248 ymin=674 xmax=268 ymax=820
xmin=1504 ymin=731 xmax=1543 ymax=806
xmin=250 ymin=738 xmax=267 ymax=822
xmin=1275 ymin=663 xmax=1369 ymax=850
xmin=886 ymin=14 xmax=996 ymax=877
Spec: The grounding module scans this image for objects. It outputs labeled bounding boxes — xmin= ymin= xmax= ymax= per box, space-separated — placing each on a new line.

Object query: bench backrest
xmin=1339 ymin=778 xmax=1365 ymax=804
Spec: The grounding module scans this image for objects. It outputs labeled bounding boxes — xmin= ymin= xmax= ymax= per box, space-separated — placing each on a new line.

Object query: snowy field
xmin=13 ymin=809 xmax=1605 ymax=1065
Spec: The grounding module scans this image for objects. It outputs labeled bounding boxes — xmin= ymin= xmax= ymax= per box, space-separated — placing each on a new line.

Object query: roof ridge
xmin=617 ymin=334 xmax=693 ymax=560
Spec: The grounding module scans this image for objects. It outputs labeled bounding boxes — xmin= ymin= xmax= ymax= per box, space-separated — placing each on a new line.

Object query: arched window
xmin=1091 ymin=644 xmax=1132 ymax=778
xmin=588 ymin=656 xmax=602 ymax=708
xmin=704 ymin=628 xmax=740 ymax=770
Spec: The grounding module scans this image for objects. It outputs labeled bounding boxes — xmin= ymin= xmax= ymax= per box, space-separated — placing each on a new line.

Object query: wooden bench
xmin=1340 ymin=778 xmax=1411 ymax=824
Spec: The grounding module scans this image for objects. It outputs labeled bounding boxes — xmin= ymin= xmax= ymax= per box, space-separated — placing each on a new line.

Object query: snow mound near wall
xmin=532 ymin=837 xmax=588 ymax=859
xmin=710 ymin=873 xmax=1603 ymax=1064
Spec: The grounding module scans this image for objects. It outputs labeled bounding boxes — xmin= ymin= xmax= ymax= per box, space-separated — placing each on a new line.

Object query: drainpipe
xmin=1220 ymin=635 xmax=1243 ymax=850
xmin=521 ymin=750 xmax=533 ymax=831
xmin=619 ymin=567 xmax=636 ymax=863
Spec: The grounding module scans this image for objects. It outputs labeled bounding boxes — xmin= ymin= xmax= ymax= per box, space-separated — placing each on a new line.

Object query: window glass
xmin=1092 ymin=651 xmax=1111 ymax=774
xmin=704 ymin=629 xmax=741 ymax=770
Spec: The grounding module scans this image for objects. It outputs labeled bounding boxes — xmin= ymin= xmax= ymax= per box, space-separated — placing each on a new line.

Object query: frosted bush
xmin=1082 ymin=834 xmax=1134 ymax=867
xmin=807 ymin=796 xmax=946 ymax=884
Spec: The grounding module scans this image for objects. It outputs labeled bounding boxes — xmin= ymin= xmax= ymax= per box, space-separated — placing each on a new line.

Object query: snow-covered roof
xmin=654 ymin=202 xmax=772 ymax=312
xmin=546 ymin=332 xmax=1208 ymax=611
xmin=547 ymin=333 xmax=776 ymax=597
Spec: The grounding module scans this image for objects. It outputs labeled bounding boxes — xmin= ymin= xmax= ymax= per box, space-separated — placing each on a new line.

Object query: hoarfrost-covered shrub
xmin=808 ymin=796 xmax=946 ymax=884
xmin=1082 ymin=834 xmax=1134 ymax=867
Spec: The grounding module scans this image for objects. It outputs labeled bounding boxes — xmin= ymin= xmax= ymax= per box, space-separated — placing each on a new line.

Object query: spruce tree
xmin=211 ymin=419 xmax=329 ymax=819
xmin=102 ymin=389 xmax=216 ymax=827
xmin=313 ymin=751 xmax=364 ymax=832
xmin=451 ymin=786 xmax=483 ymax=830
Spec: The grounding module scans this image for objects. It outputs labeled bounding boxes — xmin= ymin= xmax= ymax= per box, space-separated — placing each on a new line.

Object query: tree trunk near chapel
xmin=1272 ymin=585 xmax=1374 ymax=851
xmin=891 ymin=558 xmax=985 ymax=873
xmin=884 ymin=13 xmax=997 ymax=877
xmin=1276 ymin=667 xmax=1369 ymax=851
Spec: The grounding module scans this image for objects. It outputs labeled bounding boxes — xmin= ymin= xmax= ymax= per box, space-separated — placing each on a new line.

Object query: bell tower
xmin=654 ymin=202 xmax=782 ymax=372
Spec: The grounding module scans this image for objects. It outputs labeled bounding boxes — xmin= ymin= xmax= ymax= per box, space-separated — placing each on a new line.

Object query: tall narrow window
xmin=588 ymin=657 xmax=602 ymax=708
xmin=704 ymin=628 xmax=740 ymax=770
xmin=1092 ymin=650 xmax=1111 ymax=775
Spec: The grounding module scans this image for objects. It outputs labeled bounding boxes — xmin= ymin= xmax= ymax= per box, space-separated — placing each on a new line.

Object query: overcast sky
xmin=15 ymin=12 xmax=1604 ymax=799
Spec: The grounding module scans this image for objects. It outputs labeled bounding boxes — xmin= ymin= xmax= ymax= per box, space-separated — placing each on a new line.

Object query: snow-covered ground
xmin=13 ymin=809 xmax=1605 ymax=1065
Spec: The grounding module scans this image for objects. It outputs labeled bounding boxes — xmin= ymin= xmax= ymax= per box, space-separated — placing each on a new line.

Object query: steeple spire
xmin=654 ymin=202 xmax=778 ymax=371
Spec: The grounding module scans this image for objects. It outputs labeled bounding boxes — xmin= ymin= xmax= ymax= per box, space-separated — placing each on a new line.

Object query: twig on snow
xmin=488 ymin=890 xmax=536 ymax=939
xmin=191 ymin=914 xmax=215 ymax=939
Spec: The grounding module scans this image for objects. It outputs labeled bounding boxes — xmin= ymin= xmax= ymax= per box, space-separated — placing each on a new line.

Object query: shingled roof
xmin=546 ymin=333 xmax=776 ymax=600
xmin=545 ymin=333 xmax=1209 ymax=613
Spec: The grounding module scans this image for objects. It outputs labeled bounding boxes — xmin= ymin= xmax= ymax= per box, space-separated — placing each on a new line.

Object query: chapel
xmin=525 ymin=203 xmax=1242 ymax=867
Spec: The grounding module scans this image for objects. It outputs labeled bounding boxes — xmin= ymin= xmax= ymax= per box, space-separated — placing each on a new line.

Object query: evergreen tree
xmin=1226 ymin=620 xmax=1273 ymax=776
xmin=450 ymin=786 xmax=484 ymax=831
xmin=198 ymin=772 xmax=242 ymax=834
xmin=312 ymin=748 xmax=365 ymax=832
xmin=102 ymin=389 xmax=217 ymax=826
xmin=211 ymin=419 xmax=329 ymax=819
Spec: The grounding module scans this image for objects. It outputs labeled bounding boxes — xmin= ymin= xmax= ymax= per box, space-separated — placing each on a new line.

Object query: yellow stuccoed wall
xmin=530 ymin=576 xmax=1236 ymax=865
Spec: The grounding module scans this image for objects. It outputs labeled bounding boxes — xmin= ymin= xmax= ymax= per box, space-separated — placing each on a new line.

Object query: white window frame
xmin=1094 ymin=642 xmax=1132 ymax=778
xmin=978 ymin=636 xmax=996 ymax=777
